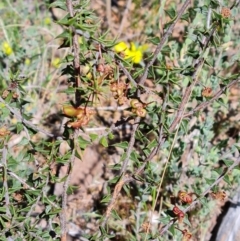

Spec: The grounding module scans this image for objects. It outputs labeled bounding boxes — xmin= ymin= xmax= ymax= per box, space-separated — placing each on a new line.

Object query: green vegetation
xmin=0 ymin=0 xmax=240 ymax=240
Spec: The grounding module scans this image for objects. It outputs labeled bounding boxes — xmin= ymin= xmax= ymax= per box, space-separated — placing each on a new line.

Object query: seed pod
xmin=202 ymin=87 xmax=213 ymax=97
xmin=221 ymin=7 xmax=231 ymax=18
xmin=178 ymin=191 xmax=193 ymax=204
xmin=2 ymin=90 xmax=10 ymax=99
xmin=172 ymin=205 xmax=184 ymax=223
xmin=63 ymin=106 xmax=84 ymax=118
xmin=97 ymin=63 xmax=105 ymax=73
xmin=210 ymin=191 xmax=227 ymax=201
xmin=0 ymin=126 xmax=11 ymax=137
xmin=118 ymin=96 xmax=127 ymax=105
xmin=181 ymin=229 xmax=192 ymax=241
xmin=136 ymin=108 xmax=147 ymax=118
xmin=130 ymin=99 xmax=140 ymax=108
xmin=110 ymin=82 xmax=118 ymax=92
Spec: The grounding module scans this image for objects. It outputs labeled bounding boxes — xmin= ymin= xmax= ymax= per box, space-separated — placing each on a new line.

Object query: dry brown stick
xmin=184 ymin=78 xmax=240 ymax=118
xmin=60 ymin=143 xmax=76 ymax=241
xmin=169 ymin=58 xmax=205 ymax=132
xmin=138 ymin=0 xmax=191 ymax=86
xmin=120 ymin=116 xmax=140 ymax=175
xmin=0 ymin=163 xmax=36 ymax=191
xmin=66 ymin=0 xmax=81 ymax=106
xmin=169 ymin=24 xmax=218 ymax=132
xmin=159 ymin=156 xmax=240 ymax=237
xmin=0 ymin=97 xmax=57 ymax=138
xmin=1 ymin=143 xmax=11 ymax=217
xmin=118 ymin=61 xmax=162 ymax=99
xmin=118 ymin=0 xmax=132 ymax=37
xmin=133 ymin=86 xmax=169 ymax=177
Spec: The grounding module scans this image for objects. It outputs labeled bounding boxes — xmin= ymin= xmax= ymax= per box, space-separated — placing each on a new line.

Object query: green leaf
xmin=112 ymin=141 xmax=128 ymax=149
xmin=100 ymin=136 xmax=108 ymax=147
xmin=78 ymin=136 xmax=90 ymax=150
xmin=184 ymin=214 xmax=192 ymax=226
xmin=147 ymin=139 xmax=158 ymax=149
xmin=108 ymin=132 xmax=114 ymax=140
xmin=169 ymin=224 xmax=175 ymax=236
xmin=161 ymin=45 xmax=171 ymax=54
xmin=165 ymin=7 xmax=177 ymax=19
xmin=100 ymin=194 xmax=111 ymax=203
xmin=130 ymin=151 xmax=139 ymax=162
xmin=49 ymin=0 xmax=67 ymax=10
xmin=89 ymin=133 xmax=98 ymax=141
xmin=205 ymin=178 xmax=215 ymax=186
xmin=149 ymin=36 xmax=160 ymax=45
xmin=159 ymin=216 xmax=171 ymax=225
xmin=223 ymin=159 xmax=234 ymax=167
xmin=16 ymin=122 xmax=23 ymax=134
xmin=0 ymin=207 xmax=7 ymax=213
xmin=108 ymin=176 xmax=120 ymax=184
xmin=111 ymin=209 xmax=122 ymax=220
xmin=223 ymin=175 xmax=231 ymax=185
xmin=181 ymin=12 xmax=189 ymax=22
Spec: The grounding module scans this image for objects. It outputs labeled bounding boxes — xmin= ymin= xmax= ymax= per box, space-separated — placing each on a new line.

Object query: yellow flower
xmin=2 ymin=41 xmax=13 ymax=56
xmin=25 ymin=58 xmax=31 ymax=65
xmin=114 ymin=41 xmax=148 ymax=64
xmin=78 ymin=36 xmax=83 ymax=44
xmin=52 ymin=58 xmax=60 ymax=68
xmin=44 ymin=17 xmax=51 ymax=25
xmin=125 ymin=47 xmax=142 ymax=64
xmin=114 ymin=41 xmax=128 ymax=53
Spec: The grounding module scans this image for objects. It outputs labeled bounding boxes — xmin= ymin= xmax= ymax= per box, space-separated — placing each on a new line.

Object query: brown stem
xmin=138 ymin=0 xmax=191 ymax=86
xmin=66 ymin=0 xmax=81 ymax=106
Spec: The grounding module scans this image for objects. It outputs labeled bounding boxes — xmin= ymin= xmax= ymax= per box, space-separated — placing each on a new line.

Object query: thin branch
xmin=0 ymin=96 xmax=57 ymax=138
xmin=1 ymin=143 xmax=11 ymax=217
xmin=117 ymin=61 xmax=138 ymax=87
xmin=118 ymin=0 xmax=132 ymax=37
xmin=118 ymin=61 xmax=163 ymax=98
xmin=66 ymin=0 xmax=81 ymax=106
xmin=134 ymin=86 xmax=169 ymax=177
xmin=106 ymin=0 xmax=113 ymax=32
xmin=169 ymin=58 xmax=205 ymax=132
xmin=169 ymin=24 xmax=218 ymax=132
xmin=0 ymin=164 xmax=36 ymax=190
xmin=60 ymin=139 xmax=76 ymax=241
xmin=159 ymin=156 xmax=240 ymax=236
xmin=184 ymin=78 xmax=240 ymax=118
xmin=120 ymin=117 xmax=140 ymax=175
xmin=138 ymin=0 xmax=191 ymax=86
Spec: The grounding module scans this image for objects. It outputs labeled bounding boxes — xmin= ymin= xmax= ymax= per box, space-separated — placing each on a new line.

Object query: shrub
xmin=0 ymin=0 xmax=239 ymax=240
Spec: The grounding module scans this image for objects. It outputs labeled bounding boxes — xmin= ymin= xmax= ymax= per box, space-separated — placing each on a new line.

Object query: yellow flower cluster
xmin=2 ymin=41 xmax=13 ymax=56
xmin=52 ymin=58 xmax=60 ymax=68
xmin=114 ymin=41 xmax=148 ymax=64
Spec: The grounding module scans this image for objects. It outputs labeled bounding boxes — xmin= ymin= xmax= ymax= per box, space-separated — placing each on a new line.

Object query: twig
xmin=134 ymin=85 xmax=169 ymax=176
xmin=60 ymin=139 xmax=76 ymax=241
xmin=183 ymin=78 xmax=240 ymax=118
xmin=0 ymin=97 xmax=58 ymax=138
xmin=169 ymin=58 xmax=205 ymax=132
xmin=106 ymin=0 xmax=113 ymax=33
xmin=138 ymin=0 xmax=191 ymax=86
xmin=159 ymin=156 xmax=240 ymax=236
xmin=118 ymin=0 xmax=132 ymax=37
xmin=120 ymin=117 xmax=140 ymax=175
xmin=117 ymin=61 xmax=138 ymax=87
xmin=0 ymin=163 xmax=36 ymax=190
xmin=1 ymin=143 xmax=11 ymax=217
xmin=118 ymin=61 xmax=163 ymax=98
xmin=169 ymin=24 xmax=218 ymax=132
xmin=66 ymin=0 xmax=81 ymax=106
